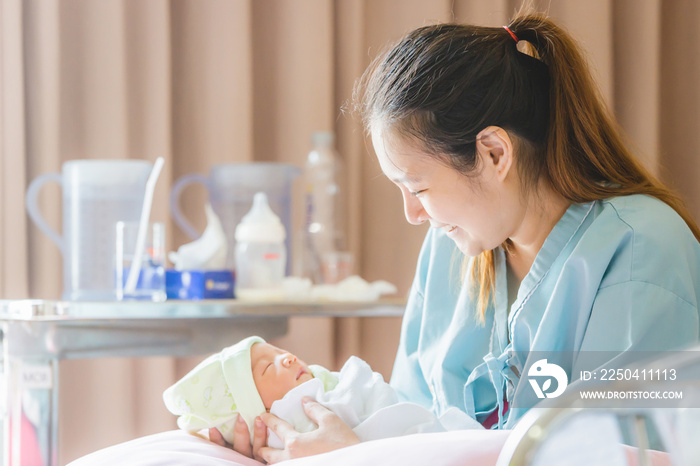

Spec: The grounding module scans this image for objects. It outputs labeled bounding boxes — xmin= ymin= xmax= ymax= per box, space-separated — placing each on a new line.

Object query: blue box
xmin=165 ymin=269 xmax=235 ymax=300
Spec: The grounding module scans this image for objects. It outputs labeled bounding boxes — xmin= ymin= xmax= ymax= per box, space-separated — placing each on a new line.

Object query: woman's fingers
xmin=258 ymin=398 xmax=360 ymax=463
xmin=231 ymin=414 xmax=253 ymax=457
xmin=301 ymin=397 xmax=334 ymax=425
xmin=259 ymin=445 xmax=288 ymax=464
xmin=251 ymin=417 xmax=269 ymax=463
xmin=208 ymin=427 xmax=228 ymax=447
xmin=260 ymin=412 xmax=296 ymax=440
xmin=300 ymin=397 xmax=360 ymax=452
xmin=211 ymin=414 xmax=268 ymax=461
xmin=258 ymin=413 xmax=297 ymax=465
xmin=208 ymin=400 xmax=355 ymax=463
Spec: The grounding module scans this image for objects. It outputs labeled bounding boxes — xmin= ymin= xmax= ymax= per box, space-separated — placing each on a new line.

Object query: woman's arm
xmin=258 ymin=397 xmax=360 ymax=464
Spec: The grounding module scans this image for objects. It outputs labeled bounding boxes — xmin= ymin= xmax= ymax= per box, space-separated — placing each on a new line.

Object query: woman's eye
xmin=410 ymin=189 xmax=426 ymax=197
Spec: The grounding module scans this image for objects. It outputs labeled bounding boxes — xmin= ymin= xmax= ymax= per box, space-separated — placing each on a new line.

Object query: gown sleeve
xmin=389 ymin=228 xmax=434 ymax=408
xmin=389 ymin=227 xmax=487 ymax=414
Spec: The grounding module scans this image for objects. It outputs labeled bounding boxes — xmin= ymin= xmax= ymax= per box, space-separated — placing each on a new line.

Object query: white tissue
xmin=168 ymin=203 xmax=227 ymax=271
xmin=281 ymin=276 xmax=314 ymax=301
xmin=281 ymin=275 xmax=398 ymax=302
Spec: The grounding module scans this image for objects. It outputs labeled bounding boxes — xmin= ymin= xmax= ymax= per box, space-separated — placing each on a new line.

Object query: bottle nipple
xmin=235 ymin=192 xmax=286 ymax=243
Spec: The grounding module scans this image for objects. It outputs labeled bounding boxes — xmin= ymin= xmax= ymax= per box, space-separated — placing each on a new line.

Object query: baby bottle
xmin=235 ymin=192 xmax=287 ymax=300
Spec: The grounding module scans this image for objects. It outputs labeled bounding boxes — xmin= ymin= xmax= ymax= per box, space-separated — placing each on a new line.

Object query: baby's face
xmin=250 ymin=342 xmax=313 ymax=409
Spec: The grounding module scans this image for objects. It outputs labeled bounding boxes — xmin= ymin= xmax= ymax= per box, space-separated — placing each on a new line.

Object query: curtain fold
xmin=1 ymin=0 xmax=29 ymax=299
xmin=660 ymin=0 xmax=700 ymax=220
xmin=24 ymin=0 xmax=60 ymax=299
xmin=2 ymin=0 xmax=699 ymax=462
xmin=332 ymin=0 xmax=367 ymax=368
xmin=613 ymin=0 xmax=662 ymax=174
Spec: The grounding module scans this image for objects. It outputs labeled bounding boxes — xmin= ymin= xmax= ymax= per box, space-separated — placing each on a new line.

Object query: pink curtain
xmin=1 ymin=0 xmax=697 ymax=462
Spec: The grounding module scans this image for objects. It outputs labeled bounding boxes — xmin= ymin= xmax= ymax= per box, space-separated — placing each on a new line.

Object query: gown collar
xmin=482 ymin=201 xmax=596 ymax=428
xmin=491 ymin=201 xmax=596 ymax=354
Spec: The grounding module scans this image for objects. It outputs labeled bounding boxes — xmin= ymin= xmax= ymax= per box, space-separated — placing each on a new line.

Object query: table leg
xmin=1 ymin=350 xmax=58 ymax=466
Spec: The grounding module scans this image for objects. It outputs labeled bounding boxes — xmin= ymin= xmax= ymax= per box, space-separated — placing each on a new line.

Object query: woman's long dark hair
xmin=357 ymin=12 xmax=700 ymax=321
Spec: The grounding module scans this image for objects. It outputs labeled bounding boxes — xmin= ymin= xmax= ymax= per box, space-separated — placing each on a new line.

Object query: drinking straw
xmin=124 ymin=157 xmax=165 ymax=295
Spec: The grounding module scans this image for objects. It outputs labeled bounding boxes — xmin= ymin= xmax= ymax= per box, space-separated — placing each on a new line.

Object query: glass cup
xmin=115 ymin=221 xmax=166 ymax=301
xmin=320 ymin=251 xmax=354 ymax=284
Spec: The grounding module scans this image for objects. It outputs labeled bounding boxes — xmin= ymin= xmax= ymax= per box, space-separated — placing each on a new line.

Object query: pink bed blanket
xmin=68 ymin=428 xmax=672 ymax=465
xmin=68 ymin=429 xmax=510 ymax=465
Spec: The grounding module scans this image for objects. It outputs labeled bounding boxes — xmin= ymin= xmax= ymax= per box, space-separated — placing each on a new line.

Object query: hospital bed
xmin=68 ymin=347 xmax=699 ymax=466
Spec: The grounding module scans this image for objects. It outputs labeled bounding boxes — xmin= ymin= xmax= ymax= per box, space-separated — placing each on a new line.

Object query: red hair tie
xmin=503 ymin=25 xmax=519 ymax=43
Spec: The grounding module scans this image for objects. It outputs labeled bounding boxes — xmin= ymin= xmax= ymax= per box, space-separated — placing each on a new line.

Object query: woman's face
xmin=371 ymin=125 xmax=523 ymax=256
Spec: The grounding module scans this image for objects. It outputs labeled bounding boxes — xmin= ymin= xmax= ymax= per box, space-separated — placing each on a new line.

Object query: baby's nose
xmin=281 ymin=354 xmax=297 ymax=367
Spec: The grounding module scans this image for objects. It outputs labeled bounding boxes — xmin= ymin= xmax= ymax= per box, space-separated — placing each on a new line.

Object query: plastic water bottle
xmin=301 ymin=131 xmax=346 ymax=283
xmin=235 ymin=192 xmax=287 ymax=300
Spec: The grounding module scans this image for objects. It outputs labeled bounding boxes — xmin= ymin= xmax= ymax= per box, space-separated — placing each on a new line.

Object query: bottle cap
xmin=235 ymin=192 xmax=286 ymax=243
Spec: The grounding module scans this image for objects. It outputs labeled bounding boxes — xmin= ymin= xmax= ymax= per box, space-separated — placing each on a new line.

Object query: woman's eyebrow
xmin=390 ymin=173 xmax=421 ymax=184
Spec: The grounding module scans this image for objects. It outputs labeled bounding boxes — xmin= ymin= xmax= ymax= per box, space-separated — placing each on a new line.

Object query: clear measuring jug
xmin=26 ymin=159 xmax=152 ymax=301
xmin=170 ymin=163 xmax=300 ymax=270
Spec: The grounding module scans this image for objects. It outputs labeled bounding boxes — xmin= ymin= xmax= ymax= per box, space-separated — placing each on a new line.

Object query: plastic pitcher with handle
xmin=26 ymin=159 xmax=152 ymax=301
xmin=170 ymin=163 xmax=300 ymax=271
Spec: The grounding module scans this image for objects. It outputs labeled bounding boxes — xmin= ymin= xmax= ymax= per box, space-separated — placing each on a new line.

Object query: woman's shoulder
xmin=583 ymin=194 xmax=700 ymax=296
xmin=596 ymin=194 xmax=697 ymax=249
xmin=601 ymin=194 xmax=690 ymax=228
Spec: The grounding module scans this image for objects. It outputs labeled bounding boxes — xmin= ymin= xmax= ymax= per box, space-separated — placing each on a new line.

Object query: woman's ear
xmin=475 ymin=126 xmax=513 ymax=182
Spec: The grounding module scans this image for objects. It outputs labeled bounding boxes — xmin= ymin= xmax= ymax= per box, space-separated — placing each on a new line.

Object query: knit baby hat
xmin=163 ymin=336 xmax=266 ymax=443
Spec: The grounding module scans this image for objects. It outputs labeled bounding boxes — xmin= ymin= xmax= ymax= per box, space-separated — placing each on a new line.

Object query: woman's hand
xmin=258 ymin=397 xmax=360 ymax=464
xmin=208 ymin=414 xmax=268 ymax=462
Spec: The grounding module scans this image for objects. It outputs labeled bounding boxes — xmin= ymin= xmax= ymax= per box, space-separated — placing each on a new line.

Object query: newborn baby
xmin=163 ymin=336 xmax=481 ymax=448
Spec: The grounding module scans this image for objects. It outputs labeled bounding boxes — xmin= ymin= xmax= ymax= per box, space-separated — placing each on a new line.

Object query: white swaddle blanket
xmin=267 ymin=356 xmax=482 ymax=448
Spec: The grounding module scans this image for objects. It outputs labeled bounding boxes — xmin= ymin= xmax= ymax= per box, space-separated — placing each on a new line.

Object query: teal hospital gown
xmin=389 ymin=194 xmax=700 ymax=428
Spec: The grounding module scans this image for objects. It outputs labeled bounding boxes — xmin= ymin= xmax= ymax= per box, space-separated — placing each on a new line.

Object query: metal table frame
xmin=0 ymin=299 xmax=405 ymax=466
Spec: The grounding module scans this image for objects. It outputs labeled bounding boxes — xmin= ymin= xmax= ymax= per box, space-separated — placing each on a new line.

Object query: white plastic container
xmin=235 ymin=192 xmax=287 ymax=300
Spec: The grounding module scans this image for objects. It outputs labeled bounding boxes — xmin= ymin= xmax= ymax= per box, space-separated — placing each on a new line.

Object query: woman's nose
xmin=281 ymin=354 xmax=297 ymax=367
xmin=402 ymin=189 xmax=428 ymax=225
